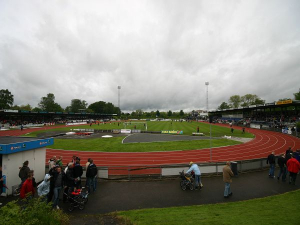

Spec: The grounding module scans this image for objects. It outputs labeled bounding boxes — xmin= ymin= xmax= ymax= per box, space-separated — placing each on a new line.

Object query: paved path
xmin=62 ymin=170 xmax=299 ymax=214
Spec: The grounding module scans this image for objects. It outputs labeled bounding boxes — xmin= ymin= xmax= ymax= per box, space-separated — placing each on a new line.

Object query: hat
xmin=189 ymin=161 xmax=193 ymax=165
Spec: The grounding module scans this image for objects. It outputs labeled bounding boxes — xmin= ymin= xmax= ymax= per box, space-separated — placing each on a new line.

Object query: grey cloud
xmin=0 ymin=0 xmax=300 ymax=112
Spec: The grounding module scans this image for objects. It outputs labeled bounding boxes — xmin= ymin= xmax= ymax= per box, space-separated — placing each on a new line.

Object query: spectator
xmin=48 ymin=156 xmax=56 ymax=169
xmin=50 ymin=166 xmax=65 ymax=209
xmin=223 ymin=161 xmax=234 ymax=198
xmin=73 ymin=159 xmax=83 ymax=189
xmin=277 ymin=154 xmax=287 ymax=181
xmin=86 ymin=159 xmax=97 ymax=193
xmin=0 ymin=166 xmax=3 ymax=205
xmin=19 ymin=161 xmax=30 ymax=186
xmin=37 ymin=174 xmax=51 ymax=201
xmin=286 ymin=147 xmax=292 ymax=158
xmin=56 ymin=156 xmax=63 ymax=167
xmin=287 ymin=155 xmax=300 ymax=185
xmin=86 ymin=158 xmax=91 ymax=170
xmin=64 ymin=163 xmax=76 ymax=202
xmin=267 ymin=152 xmax=276 ymax=178
xmin=47 ymin=166 xmax=56 ymax=203
xmin=20 ymin=171 xmax=35 ymax=199
xmin=186 ymin=162 xmax=202 ymax=190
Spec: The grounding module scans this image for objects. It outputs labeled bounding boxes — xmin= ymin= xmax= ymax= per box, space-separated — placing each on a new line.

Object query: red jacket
xmin=287 ymin=158 xmax=300 ymax=173
xmin=20 ymin=178 xmax=35 ymax=199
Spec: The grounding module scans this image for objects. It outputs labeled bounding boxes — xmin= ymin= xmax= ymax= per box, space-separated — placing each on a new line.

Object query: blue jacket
xmin=187 ymin=164 xmax=201 ymax=175
xmin=37 ymin=174 xmax=51 ymax=197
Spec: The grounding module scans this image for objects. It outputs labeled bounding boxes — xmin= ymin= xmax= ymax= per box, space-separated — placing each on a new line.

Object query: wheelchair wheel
xmin=189 ymin=183 xmax=194 ymax=191
xmin=79 ymin=202 xmax=85 ymax=210
xmin=180 ymin=181 xmax=187 ymax=191
xmin=68 ymin=203 xmax=74 ymax=212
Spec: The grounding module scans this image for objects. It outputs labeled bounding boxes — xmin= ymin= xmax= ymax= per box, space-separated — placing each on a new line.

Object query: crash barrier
xmin=49 ymin=158 xmax=268 ymax=180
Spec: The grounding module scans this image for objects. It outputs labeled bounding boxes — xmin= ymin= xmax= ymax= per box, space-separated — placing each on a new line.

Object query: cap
xmin=189 ymin=161 xmax=193 ymax=165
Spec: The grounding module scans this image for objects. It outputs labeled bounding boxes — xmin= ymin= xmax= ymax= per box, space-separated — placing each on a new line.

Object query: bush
xmin=0 ymin=198 xmax=69 ymax=225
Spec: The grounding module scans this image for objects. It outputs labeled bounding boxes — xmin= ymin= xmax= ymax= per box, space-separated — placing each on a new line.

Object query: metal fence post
xmin=240 ymin=161 xmax=242 ymax=173
xmin=216 ymin=163 xmax=218 ymax=175
xmin=128 ymin=166 xmax=131 ymax=181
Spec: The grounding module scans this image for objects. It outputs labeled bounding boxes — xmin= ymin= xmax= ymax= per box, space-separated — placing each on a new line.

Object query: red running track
xmin=45 ymin=125 xmax=300 ymax=169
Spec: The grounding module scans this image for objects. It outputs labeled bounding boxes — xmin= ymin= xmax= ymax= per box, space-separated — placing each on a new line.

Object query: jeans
xmin=269 ymin=164 xmax=275 ymax=177
xmin=87 ymin=177 xmax=96 ymax=192
xmin=224 ymin=182 xmax=232 ymax=197
xmin=289 ymin=172 xmax=297 ymax=185
xmin=277 ymin=167 xmax=287 ymax=181
xmin=53 ymin=187 xmax=62 ymax=207
xmin=194 ymin=175 xmax=201 ymax=188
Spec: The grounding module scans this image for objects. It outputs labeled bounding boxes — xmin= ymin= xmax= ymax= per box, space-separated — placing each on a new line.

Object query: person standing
xmin=267 ymin=152 xmax=276 ymax=178
xmin=20 ymin=171 xmax=35 ymax=199
xmin=73 ymin=159 xmax=83 ymax=189
xmin=223 ymin=161 xmax=234 ymax=198
xmin=64 ymin=163 xmax=76 ymax=202
xmin=186 ymin=162 xmax=202 ymax=190
xmin=197 ymin=126 xmax=200 ymax=133
xmin=51 ymin=166 xmax=65 ymax=209
xmin=19 ymin=161 xmax=30 ymax=186
xmin=56 ymin=156 xmax=63 ymax=167
xmin=277 ymin=154 xmax=287 ymax=181
xmin=287 ymin=155 xmax=300 ymax=185
xmin=37 ymin=174 xmax=51 ymax=201
xmin=86 ymin=159 xmax=97 ymax=193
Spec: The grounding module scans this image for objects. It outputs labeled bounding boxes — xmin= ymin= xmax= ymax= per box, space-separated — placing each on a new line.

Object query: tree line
xmin=0 ymin=89 xmax=120 ymax=115
xmin=218 ymin=91 xmax=300 ymax=110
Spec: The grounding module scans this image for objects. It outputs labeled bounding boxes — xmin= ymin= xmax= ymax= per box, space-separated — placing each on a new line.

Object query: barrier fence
xmin=53 ymin=158 xmax=269 ymax=181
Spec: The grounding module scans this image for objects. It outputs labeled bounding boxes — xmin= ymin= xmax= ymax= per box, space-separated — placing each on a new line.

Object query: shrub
xmin=0 ymin=198 xmax=69 ymax=225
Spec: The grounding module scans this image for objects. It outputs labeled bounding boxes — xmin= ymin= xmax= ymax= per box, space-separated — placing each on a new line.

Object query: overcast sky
xmin=0 ymin=0 xmax=299 ymax=112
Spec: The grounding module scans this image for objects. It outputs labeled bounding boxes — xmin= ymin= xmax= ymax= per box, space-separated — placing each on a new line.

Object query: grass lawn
xmin=24 ymin=121 xmax=254 ymax=138
xmin=50 ymin=137 xmax=240 ymax=152
xmin=118 ymin=190 xmax=300 ymax=225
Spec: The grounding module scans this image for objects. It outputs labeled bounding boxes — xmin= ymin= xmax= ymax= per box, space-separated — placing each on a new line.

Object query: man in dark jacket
xmin=19 ymin=161 xmax=30 ymax=186
xmin=277 ymin=154 xmax=287 ymax=181
xmin=73 ymin=159 xmax=83 ymax=189
xmin=267 ymin=152 xmax=276 ymax=178
xmin=63 ymin=163 xmax=77 ymax=202
xmin=50 ymin=166 xmax=65 ymax=209
xmin=86 ymin=159 xmax=97 ymax=193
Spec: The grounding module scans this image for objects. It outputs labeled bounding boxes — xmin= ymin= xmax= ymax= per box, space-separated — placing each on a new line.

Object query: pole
xmin=205 ymin=82 xmax=212 ymax=162
xmin=118 ymin=86 xmax=121 ymax=114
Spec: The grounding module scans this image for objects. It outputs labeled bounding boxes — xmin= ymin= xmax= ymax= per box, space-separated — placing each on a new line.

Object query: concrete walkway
xmin=1 ymin=170 xmax=299 ymax=215
xmin=66 ymin=170 xmax=299 ymax=214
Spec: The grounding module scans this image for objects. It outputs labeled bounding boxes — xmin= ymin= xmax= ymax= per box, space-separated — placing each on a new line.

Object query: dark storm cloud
xmin=0 ymin=0 xmax=300 ymax=112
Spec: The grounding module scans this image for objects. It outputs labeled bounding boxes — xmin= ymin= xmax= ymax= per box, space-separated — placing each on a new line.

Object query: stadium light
xmin=118 ymin=86 xmax=121 ymax=113
xmin=205 ymin=82 xmax=212 ymax=162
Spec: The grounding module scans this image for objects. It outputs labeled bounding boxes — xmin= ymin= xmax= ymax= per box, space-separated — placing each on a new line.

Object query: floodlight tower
xmin=118 ymin=86 xmax=121 ymax=113
xmin=205 ymin=82 xmax=212 ymax=162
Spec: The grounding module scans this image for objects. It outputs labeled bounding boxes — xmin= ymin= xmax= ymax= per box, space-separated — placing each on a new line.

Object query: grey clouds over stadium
xmin=0 ymin=0 xmax=300 ymax=112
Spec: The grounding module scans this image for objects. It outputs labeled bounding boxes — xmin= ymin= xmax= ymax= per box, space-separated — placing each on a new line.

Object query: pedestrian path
xmin=64 ymin=170 xmax=299 ymax=214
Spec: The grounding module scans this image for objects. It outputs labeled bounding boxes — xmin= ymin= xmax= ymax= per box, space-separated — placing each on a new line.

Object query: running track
xmin=1 ymin=123 xmax=300 ymax=168
xmin=46 ymin=125 xmax=300 ymax=168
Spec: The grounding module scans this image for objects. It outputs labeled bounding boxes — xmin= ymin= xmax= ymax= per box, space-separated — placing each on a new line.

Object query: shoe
xmin=0 ymin=203 xmax=2 ymax=206
xmin=56 ymin=205 xmax=60 ymax=210
xmin=277 ymin=177 xmax=279 ymax=180
xmin=224 ymin=196 xmax=229 ymax=198
xmin=229 ymin=192 xmax=233 ymax=196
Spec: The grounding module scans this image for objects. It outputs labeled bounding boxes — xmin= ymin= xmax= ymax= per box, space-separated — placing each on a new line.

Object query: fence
xmin=61 ymin=158 xmax=268 ymax=181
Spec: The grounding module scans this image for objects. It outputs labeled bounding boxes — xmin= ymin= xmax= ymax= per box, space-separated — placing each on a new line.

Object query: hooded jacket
xmin=37 ymin=174 xmax=51 ymax=197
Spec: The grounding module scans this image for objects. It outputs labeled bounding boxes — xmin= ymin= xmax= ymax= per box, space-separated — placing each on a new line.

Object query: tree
xmin=156 ymin=110 xmax=160 ymax=117
xmin=240 ymin=94 xmax=265 ymax=107
xmin=32 ymin=107 xmax=41 ymax=112
xmin=229 ymin=95 xmax=241 ymax=108
xmin=179 ymin=110 xmax=184 ymax=117
xmin=294 ymin=88 xmax=300 ymax=100
xmin=38 ymin=93 xmax=63 ymax=112
xmin=167 ymin=110 xmax=173 ymax=117
xmin=20 ymin=104 xmax=32 ymax=111
xmin=0 ymin=89 xmax=14 ymax=109
xmin=88 ymin=101 xmax=120 ymax=114
xmin=218 ymin=102 xmax=230 ymax=110
xmin=68 ymin=99 xmax=88 ymax=113
xmin=136 ymin=109 xmax=143 ymax=118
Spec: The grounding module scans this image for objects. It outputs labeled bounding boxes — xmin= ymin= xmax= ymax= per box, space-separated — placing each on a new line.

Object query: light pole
xmin=118 ymin=86 xmax=121 ymax=115
xmin=205 ymin=82 xmax=212 ymax=162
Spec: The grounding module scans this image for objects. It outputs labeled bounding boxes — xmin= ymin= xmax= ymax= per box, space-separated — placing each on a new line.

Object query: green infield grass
xmin=118 ymin=190 xmax=300 ymax=225
xmin=24 ymin=121 xmax=254 ymax=138
xmin=50 ymin=137 xmax=240 ymax=152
